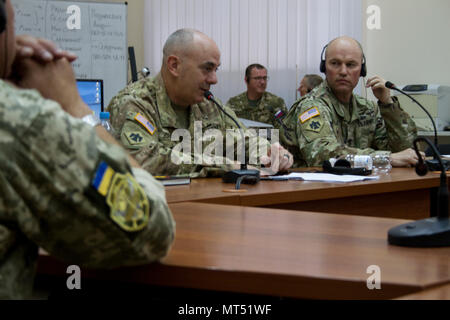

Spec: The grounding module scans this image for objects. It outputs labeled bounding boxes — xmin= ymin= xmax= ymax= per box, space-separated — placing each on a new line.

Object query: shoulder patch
xmin=134 ymin=113 xmax=156 ymax=135
xmin=299 ymin=107 xmax=320 ymax=123
xmin=304 ymin=118 xmax=324 ymax=133
xmin=92 ymin=161 xmax=150 ymax=232
xmin=124 ymin=131 xmax=148 ymax=146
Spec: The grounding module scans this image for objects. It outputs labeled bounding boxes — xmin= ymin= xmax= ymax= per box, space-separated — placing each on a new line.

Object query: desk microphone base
xmin=388 ymin=217 xmax=450 ymax=247
xmin=222 ymin=169 xmax=260 ymax=185
xmin=426 ymin=159 xmax=450 ymax=171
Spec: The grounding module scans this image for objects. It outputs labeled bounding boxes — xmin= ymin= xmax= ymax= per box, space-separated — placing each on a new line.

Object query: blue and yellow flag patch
xmin=92 ymin=161 xmax=115 ymax=196
xmin=92 ymin=161 xmax=150 ymax=232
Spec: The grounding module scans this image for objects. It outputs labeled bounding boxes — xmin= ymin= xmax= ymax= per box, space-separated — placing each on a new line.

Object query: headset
xmin=0 ymin=0 xmax=6 ymax=34
xmin=319 ymin=41 xmax=367 ymax=78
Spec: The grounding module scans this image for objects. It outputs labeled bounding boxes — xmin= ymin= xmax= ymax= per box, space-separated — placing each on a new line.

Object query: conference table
xmin=165 ymin=168 xmax=445 ymax=220
xmin=37 ymin=168 xmax=450 ymax=300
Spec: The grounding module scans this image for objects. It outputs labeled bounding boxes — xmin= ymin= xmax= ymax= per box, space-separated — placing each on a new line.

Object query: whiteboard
xmin=13 ymin=0 xmax=128 ymax=106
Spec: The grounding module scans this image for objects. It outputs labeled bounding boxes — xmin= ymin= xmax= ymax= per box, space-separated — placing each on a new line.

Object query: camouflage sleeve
xmin=295 ymin=100 xmax=388 ymax=166
xmin=378 ymin=96 xmax=417 ymax=152
xmin=109 ymin=96 xmax=247 ymax=178
xmin=13 ymin=99 xmax=175 ymax=269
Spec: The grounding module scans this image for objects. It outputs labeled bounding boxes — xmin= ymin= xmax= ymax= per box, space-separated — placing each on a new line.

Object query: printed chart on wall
xmin=13 ymin=0 xmax=128 ymax=106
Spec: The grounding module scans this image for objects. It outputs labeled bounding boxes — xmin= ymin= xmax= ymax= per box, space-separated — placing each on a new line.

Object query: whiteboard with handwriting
xmin=13 ymin=0 xmax=127 ymax=106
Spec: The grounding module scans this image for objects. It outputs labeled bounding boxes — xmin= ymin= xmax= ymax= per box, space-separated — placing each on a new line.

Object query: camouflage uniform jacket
xmin=0 ymin=81 xmax=175 ymax=299
xmin=226 ymin=91 xmax=288 ymax=130
xmin=108 ymin=74 xmax=269 ymax=177
xmin=281 ymin=80 xmax=417 ymax=166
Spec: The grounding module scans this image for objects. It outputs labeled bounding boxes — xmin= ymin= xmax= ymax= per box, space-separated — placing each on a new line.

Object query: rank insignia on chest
xmin=92 ymin=161 xmax=150 ymax=232
xmin=135 ymin=113 xmax=156 ymax=135
xmin=299 ymin=107 xmax=320 ymax=123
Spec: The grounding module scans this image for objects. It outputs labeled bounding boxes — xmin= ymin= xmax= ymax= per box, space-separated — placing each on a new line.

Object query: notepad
xmin=265 ymin=172 xmax=379 ymax=183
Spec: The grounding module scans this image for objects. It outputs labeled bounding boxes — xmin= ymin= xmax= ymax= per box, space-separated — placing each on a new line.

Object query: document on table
xmin=266 ymin=172 xmax=380 ymax=183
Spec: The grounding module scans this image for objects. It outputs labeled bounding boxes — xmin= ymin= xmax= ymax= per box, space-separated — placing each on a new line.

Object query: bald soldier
xmin=108 ymin=29 xmax=293 ymax=177
xmin=282 ymin=36 xmax=420 ymax=167
xmin=226 ymin=64 xmax=288 ymax=130
xmin=0 ymin=0 xmax=174 ymax=299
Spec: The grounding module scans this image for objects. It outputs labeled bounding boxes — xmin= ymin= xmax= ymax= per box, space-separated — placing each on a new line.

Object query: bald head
xmin=325 ymin=36 xmax=364 ymax=62
xmin=322 ymin=36 xmax=365 ymax=103
xmin=161 ymin=28 xmax=221 ymax=106
xmin=162 ymin=28 xmax=218 ymax=64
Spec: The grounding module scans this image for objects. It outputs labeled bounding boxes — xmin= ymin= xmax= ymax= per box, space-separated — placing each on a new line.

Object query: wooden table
xmin=396 ymin=283 xmax=450 ymax=300
xmin=165 ymin=168 xmax=444 ymax=219
xmin=38 ymin=202 xmax=450 ymax=300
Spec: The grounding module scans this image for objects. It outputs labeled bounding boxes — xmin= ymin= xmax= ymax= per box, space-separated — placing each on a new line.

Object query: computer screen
xmin=76 ymin=79 xmax=104 ymax=115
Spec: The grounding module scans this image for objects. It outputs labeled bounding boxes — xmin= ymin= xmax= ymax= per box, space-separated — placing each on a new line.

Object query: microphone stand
xmin=385 ymin=81 xmax=450 ymax=171
xmin=388 ymin=137 xmax=450 ymax=247
xmin=204 ymin=91 xmax=260 ymax=189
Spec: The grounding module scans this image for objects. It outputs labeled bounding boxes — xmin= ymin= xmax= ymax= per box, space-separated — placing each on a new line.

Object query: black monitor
xmin=76 ymin=79 xmax=104 ymax=115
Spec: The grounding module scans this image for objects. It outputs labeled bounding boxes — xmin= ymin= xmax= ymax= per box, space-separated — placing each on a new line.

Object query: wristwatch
xmin=82 ymin=114 xmax=101 ymax=127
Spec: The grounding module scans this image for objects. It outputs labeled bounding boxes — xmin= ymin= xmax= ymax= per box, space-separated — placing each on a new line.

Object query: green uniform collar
xmin=324 ymin=80 xmax=359 ymax=123
xmin=155 ymin=73 xmax=186 ymax=129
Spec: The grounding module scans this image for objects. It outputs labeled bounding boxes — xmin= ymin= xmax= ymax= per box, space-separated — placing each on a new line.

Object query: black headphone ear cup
xmin=320 ymin=59 xmax=326 ymax=73
xmin=360 ymin=53 xmax=367 ymax=77
xmin=0 ymin=0 xmax=6 ymax=34
xmin=360 ymin=63 xmax=367 ymax=77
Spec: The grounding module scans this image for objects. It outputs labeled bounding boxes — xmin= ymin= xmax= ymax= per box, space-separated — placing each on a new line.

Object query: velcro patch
xmin=125 ymin=131 xmax=148 ymax=146
xmin=92 ymin=161 xmax=150 ymax=232
xmin=304 ymin=118 xmax=324 ymax=133
xmin=299 ymin=107 xmax=320 ymax=123
xmin=135 ymin=113 xmax=156 ymax=135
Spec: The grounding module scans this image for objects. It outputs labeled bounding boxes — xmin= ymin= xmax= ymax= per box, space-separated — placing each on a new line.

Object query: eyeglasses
xmin=250 ymin=76 xmax=269 ymax=82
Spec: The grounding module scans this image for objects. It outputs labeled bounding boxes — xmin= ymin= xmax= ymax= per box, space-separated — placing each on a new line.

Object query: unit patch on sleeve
xmin=92 ymin=161 xmax=150 ymax=232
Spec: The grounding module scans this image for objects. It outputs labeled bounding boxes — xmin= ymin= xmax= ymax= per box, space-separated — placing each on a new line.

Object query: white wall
xmin=362 ymin=0 xmax=450 ymax=94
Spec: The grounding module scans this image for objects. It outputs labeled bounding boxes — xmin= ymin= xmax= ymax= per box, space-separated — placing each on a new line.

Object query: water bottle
xmin=99 ymin=112 xmax=114 ymax=134
xmin=344 ymin=155 xmax=373 ymax=170
xmin=372 ymin=154 xmax=392 ymax=175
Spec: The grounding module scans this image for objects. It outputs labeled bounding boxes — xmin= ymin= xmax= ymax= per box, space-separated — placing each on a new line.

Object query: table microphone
xmin=385 ymin=81 xmax=449 ymax=171
xmin=204 ymin=91 xmax=260 ymax=188
xmin=388 ymin=137 xmax=450 ymax=247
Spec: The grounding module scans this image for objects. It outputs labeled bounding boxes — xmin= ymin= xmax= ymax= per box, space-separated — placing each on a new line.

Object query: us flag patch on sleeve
xmin=134 ymin=113 xmax=156 ymax=135
xmin=299 ymin=107 xmax=320 ymax=123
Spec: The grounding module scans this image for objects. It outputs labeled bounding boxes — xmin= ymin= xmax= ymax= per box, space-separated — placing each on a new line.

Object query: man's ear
xmin=166 ymin=55 xmax=181 ymax=77
xmin=245 ymin=76 xmax=249 ymax=84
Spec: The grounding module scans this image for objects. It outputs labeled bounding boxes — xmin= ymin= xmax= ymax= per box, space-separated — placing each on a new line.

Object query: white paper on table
xmin=269 ymin=172 xmax=380 ymax=183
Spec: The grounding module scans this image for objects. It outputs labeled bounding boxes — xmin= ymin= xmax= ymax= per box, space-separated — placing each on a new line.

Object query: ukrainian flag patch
xmin=92 ymin=161 xmax=115 ymax=196
xmin=92 ymin=161 xmax=150 ymax=232
xmin=135 ymin=113 xmax=156 ymax=135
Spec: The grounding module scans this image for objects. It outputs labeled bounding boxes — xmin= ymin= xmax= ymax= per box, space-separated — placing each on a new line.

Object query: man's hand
xmin=14 ymin=57 xmax=90 ymax=118
xmin=260 ymin=142 xmax=294 ymax=175
xmin=366 ymin=76 xmax=393 ymax=105
xmin=15 ymin=35 xmax=77 ymax=63
xmin=390 ymin=148 xmax=424 ymax=167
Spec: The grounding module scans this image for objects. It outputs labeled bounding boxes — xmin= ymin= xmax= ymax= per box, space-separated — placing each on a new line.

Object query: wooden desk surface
xmin=38 ymin=202 xmax=450 ymax=300
xmin=165 ymin=168 xmax=442 ymax=219
xmin=396 ymin=283 xmax=450 ymax=300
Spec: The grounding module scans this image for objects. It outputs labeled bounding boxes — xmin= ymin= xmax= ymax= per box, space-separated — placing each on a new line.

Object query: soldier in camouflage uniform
xmin=226 ymin=64 xmax=288 ymax=130
xmin=108 ymin=29 xmax=293 ymax=177
xmin=282 ymin=36 xmax=421 ymax=167
xmin=0 ymin=0 xmax=174 ymax=299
